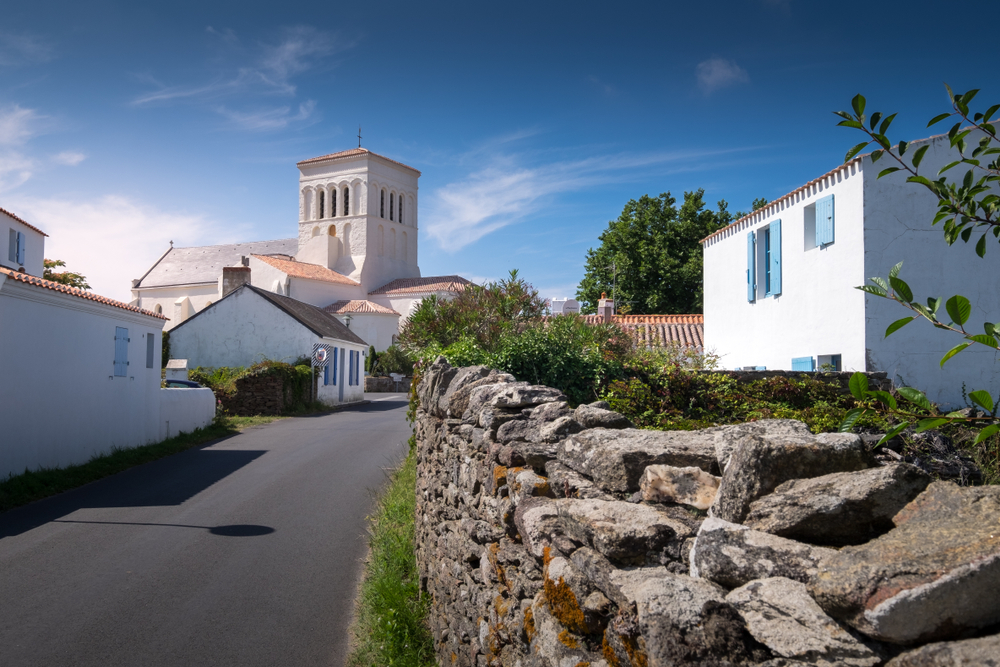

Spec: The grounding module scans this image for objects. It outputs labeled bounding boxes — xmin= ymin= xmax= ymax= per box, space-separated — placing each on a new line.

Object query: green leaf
xmin=940 ymin=342 xmax=972 ymax=367
xmin=888 ymin=261 xmax=903 ymax=279
xmin=879 ymin=167 xmax=901 ymax=178
xmin=898 ymin=140 xmax=908 ymax=155
xmin=871 ymin=149 xmax=883 ymax=163
xmin=946 ymin=295 xmax=971 ymax=325
xmin=974 ymin=424 xmax=1000 ymax=445
xmin=928 ymin=113 xmax=951 ymax=127
xmin=977 ymin=234 xmax=987 ymax=257
xmin=879 ymin=113 xmax=897 ymax=135
xmin=985 ymin=322 xmax=997 ymax=337
xmin=845 ymin=141 xmax=869 ymax=162
xmin=873 ymin=276 xmax=889 ymax=291
xmin=968 ymin=390 xmax=995 ymax=413
xmin=889 ymin=276 xmax=913 ymax=302
xmin=915 ymin=418 xmax=950 ymax=433
xmin=984 ymin=104 xmax=1000 ymax=122
xmin=849 ymin=372 xmax=869 ymax=400
xmin=837 ymin=120 xmax=864 ymax=130
xmin=968 ymin=334 xmax=999 ymax=348
xmin=927 ymin=297 xmax=942 ymax=317
xmin=939 ymin=160 xmax=961 ymax=174
xmin=869 ymin=111 xmax=883 ymax=131
xmin=840 ymin=408 xmax=865 ymax=432
xmin=870 ymin=390 xmax=898 ymax=410
xmin=912 ymin=145 xmax=930 ymax=168
xmin=852 ymin=94 xmax=866 ymax=117
xmin=885 ymin=316 xmax=917 ymax=337
xmin=877 ymin=422 xmax=910 ymax=447
xmin=833 ymin=110 xmax=854 ymax=120
xmin=858 ymin=285 xmax=888 ymax=298
xmin=898 ymin=386 xmax=932 ymax=411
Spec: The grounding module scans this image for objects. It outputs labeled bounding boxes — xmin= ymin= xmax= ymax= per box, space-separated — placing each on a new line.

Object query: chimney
xmin=222 ymin=266 xmax=251 ymax=297
xmin=597 ymin=292 xmax=614 ymax=323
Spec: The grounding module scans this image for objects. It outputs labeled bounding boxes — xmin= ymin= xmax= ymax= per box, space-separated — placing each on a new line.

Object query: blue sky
xmin=0 ymin=0 xmax=994 ymax=302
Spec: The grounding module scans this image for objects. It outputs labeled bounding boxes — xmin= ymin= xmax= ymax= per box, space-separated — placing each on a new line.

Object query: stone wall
xmin=218 ymin=374 xmax=285 ymax=416
xmin=414 ymin=357 xmax=1000 ymax=667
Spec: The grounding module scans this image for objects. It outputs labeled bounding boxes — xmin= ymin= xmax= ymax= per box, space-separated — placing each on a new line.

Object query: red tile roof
xmin=582 ymin=314 xmax=704 ymax=325
xmin=618 ymin=321 xmax=704 ymax=348
xmin=369 ymin=275 xmax=471 ymax=296
xmin=296 ymin=147 xmax=421 ymax=175
xmin=0 ymin=206 xmax=48 ymax=237
xmin=251 ymin=254 xmax=360 ymax=286
xmin=324 ymin=299 xmax=400 ymax=315
xmin=0 ymin=266 xmax=167 ymax=319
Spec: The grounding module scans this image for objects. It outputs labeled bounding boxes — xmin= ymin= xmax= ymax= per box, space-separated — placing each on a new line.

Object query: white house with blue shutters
xmin=702 ymin=130 xmax=1000 ymax=409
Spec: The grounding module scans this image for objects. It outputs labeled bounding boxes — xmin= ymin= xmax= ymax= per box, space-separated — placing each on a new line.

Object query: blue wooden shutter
xmin=791 ymin=356 xmax=815 ymax=371
xmin=324 ymin=364 xmax=330 ymax=386
xmin=768 ymin=220 xmax=781 ymax=295
xmin=114 ymin=327 xmax=129 ymax=376
xmin=746 ymin=232 xmax=756 ymax=302
xmin=8 ymin=229 xmax=16 ymax=262
xmin=349 ymin=351 xmax=354 ymax=386
xmin=817 ymin=195 xmax=835 ymax=245
xmin=16 ymin=232 xmax=25 ymax=265
xmin=356 ymin=351 xmax=360 ymax=385
xmin=332 ymin=347 xmax=338 ymax=385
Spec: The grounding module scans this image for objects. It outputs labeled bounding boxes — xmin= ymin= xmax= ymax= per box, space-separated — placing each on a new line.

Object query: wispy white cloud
xmin=0 ymin=104 xmax=43 ymax=145
xmin=133 ymin=26 xmax=343 ymax=132
xmin=695 ymin=57 xmax=749 ymax=94
xmin=0 ymin=152 xmax=34 ymax=191
xmin=52 ymin=151 xmax=86 ymax=166
xmin=216 ymin=100 xmax=317 ymax=131
xmin=425 ymin=148 xmax=749 ymax=252
xmin=0 ymin=31 xmax=55 ymax=67
xmin=6 ymin=195 xmax=239 ymax=301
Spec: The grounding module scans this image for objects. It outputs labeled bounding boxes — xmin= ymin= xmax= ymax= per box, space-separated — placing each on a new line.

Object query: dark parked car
xmin=164 ymin=379 xmax=202 ymax=389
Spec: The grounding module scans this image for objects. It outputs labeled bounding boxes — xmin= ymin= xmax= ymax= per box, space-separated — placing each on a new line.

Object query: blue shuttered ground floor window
xmin=114 ymin=327 xmax=129 ymax=377
xmin=816 ymin=194 xmax=835 ymax=246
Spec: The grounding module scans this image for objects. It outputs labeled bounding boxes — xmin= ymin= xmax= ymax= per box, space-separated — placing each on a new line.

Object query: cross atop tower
xmin=358 ymin=125 xmax=362 ymax=148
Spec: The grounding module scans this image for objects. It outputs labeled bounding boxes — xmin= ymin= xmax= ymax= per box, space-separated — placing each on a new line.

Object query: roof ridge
xmin=1 ymin=266 xmax=166 ymax=319
xmin=296 ymin=147 xmax=421 ymax=175
xmin=0 ymin=205 xmax=48 ymax=237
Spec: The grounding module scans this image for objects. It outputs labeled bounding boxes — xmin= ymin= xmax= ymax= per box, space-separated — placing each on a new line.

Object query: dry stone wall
xmin=414 ymin=358 xmax=1000 ymax=667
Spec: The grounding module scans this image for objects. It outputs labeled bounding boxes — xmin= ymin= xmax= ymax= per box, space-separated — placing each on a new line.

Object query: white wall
xmin=0 ymin=277 xmax=165 ymax=477
xmin=330 ymin=312 xmax=398 ymax=351
xmin=705 ymin=166 xmax=868 ymax=374
xmin=288 ymin=276 xmax=365 ymax=308
xmin=861 ymin=133 xmax=1000 ymax=408
xmin=160 ymin=387 xmax=216 ymax=439
xmin=135 ymin=283 xmax=219 ymax=331
xmin=1 ymin=210 xmax=45 ymax=277
xmin=168 ymin=287 xmax=319 ymax=368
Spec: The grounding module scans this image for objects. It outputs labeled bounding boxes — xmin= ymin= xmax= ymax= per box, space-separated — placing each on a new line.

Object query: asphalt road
xmin=0 ymin=393 xmax=412 ymax=667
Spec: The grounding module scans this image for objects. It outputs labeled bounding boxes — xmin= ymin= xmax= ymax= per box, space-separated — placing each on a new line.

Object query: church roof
xmin=251 ymin=254 xmax=360 ymax=286
xmin=134 ymin=239 xmax=298 ymax=289
xmin=296 ymin=147 xmax=421 ymax=175
xmin=1 ymin=206 xmax=48 ymax=237
xmin=1 ymin=266 xmax=166 ymax=320
xmin=369 ymin=275 xmax=471 ymax=296
xmin=324 ymin=299 xmax=400 ymax=315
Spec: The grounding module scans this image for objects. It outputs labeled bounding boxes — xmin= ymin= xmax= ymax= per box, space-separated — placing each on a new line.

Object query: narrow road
xmin=0 ymin=393 xmax=411 ymax=667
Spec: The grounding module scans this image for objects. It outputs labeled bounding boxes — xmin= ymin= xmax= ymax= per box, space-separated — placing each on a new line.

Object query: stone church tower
xmin=295 ymin=148 xmax=421 ymax=295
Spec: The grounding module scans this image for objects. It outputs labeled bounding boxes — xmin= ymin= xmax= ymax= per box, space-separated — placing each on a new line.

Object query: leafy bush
xmin=375 ymin=345 xmax=415 ymax=376
xmin=190 ymin=358 xmax=316 ymax=413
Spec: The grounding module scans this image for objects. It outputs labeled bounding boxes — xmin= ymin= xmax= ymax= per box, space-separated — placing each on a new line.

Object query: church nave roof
xmin=134 ymin=238 xmax=298 ymax=289
xmin=252 ymin=254 xmax=360 ymax=286
xmin=323 ymin=299 xmax=400 ymax=316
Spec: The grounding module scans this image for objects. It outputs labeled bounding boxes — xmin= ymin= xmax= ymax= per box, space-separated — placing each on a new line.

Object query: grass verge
xmin=0 ymin=414 xmax=282 ymax=513
xmin=348 ymin=450 xmax=436 ymax=667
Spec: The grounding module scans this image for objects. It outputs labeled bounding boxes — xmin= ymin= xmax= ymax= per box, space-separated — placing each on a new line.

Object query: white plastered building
xmin=702 ymin=131 xmax=1000 ymax=409
xmin=131 ymin=148 xmax=468 ymax=349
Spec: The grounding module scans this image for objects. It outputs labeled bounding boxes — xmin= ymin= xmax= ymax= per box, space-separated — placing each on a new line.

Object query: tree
xmin=43 ymin=259 xmax=91 ymax=290
xmin=834 ymin=87 xmax=1000 ymax=445
xmin=576 ymin=190 xmax=733 ymax=314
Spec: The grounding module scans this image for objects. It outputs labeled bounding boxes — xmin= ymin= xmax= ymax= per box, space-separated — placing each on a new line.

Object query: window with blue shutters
xmin=816 ymin=195 xmax=835 ymax=246
xmin=747 ymin=232 xmax=756 ymax=302
xmin=766 ymin=219 xmax=781 ymax=296
xmin=114 ymin=327 xmax=129 ymax=377
xmin=791 ymin=356 xmax=815 ymax=371
xmin=16 ymin=231 xmax=25 ymax=265
xmin=324 ymin=364 xmax=330 ymax=385
xmin=8 ymin=229 xmax=16 ymax=263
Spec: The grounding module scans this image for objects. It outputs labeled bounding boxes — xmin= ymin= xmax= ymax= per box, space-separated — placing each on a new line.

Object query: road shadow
xmin=0 ymin=447 xmax=266 ymax=540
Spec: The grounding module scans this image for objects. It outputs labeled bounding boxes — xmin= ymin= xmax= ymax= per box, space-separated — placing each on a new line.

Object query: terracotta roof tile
xmin=297 ymin=147 xmax=421 ymax=175
xmin=572 ymin=313 xmax=704 ymax=348
xmin=0 ymin=266 xmax=167 ymax=319
xmin=251 ymin=254 xmax=360 ymax=286
xmin=369 ymin=275 xmax=471 ymax=296
xmin=0 ymin=206 xmax=48 ymax=237
xmin=324 ymin=299 xmax=400 ymax=315
xmin=581 ymin=314 xmax=704 ymax=325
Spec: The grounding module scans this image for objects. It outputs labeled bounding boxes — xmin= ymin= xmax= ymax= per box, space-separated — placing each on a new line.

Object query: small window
xmin=8 ymin=229 xmax=16 ymax=263
xmin=331 ymin=189 xmax=337 ymax=217
xmin=318 ymin=190 xmax=325 ymax=219
xmin=343 ymin=187 xmax=350 ymax=215
xmin=114 ymin=327 xmax=129 ymax=377
xmin=154 ymin=304 xmax=163 ymax=314
xmin=818 ymin=354 xmax=842 ymax=372
xmin=399 ymin=197 xmax=403 ymax=224
xmin=816 ymin=195 xmax=835 ymax=246
xmin=146 ymin=333 xmax=155 ymax=369
xmin=380 ymin=190 xmax=385 ymax=218
xmin=329 ymin=225 xmax=336 ymax=236
xmin=389 ymin=193 xmax=394 ymax=221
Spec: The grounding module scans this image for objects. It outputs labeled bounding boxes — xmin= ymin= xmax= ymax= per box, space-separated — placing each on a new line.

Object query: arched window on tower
xmin=389 ymin=193 xmax=395 ymax=221
xmin=380 ymin=189 xmax=385 ymax=218
xmin=154 ymin=304 xmax=163 ymax=315
xmin=318 ymin=190 xmax=325 ymax=219
xmin=328 ymin=225 xmax=336 ymax=236
xmin=399 ymin=196 xmax=404 ymax=225
xmin=343 ymin=187 xmax=350 ymax=215
xmin=330 ymin=188 xmax=337 ymax=217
